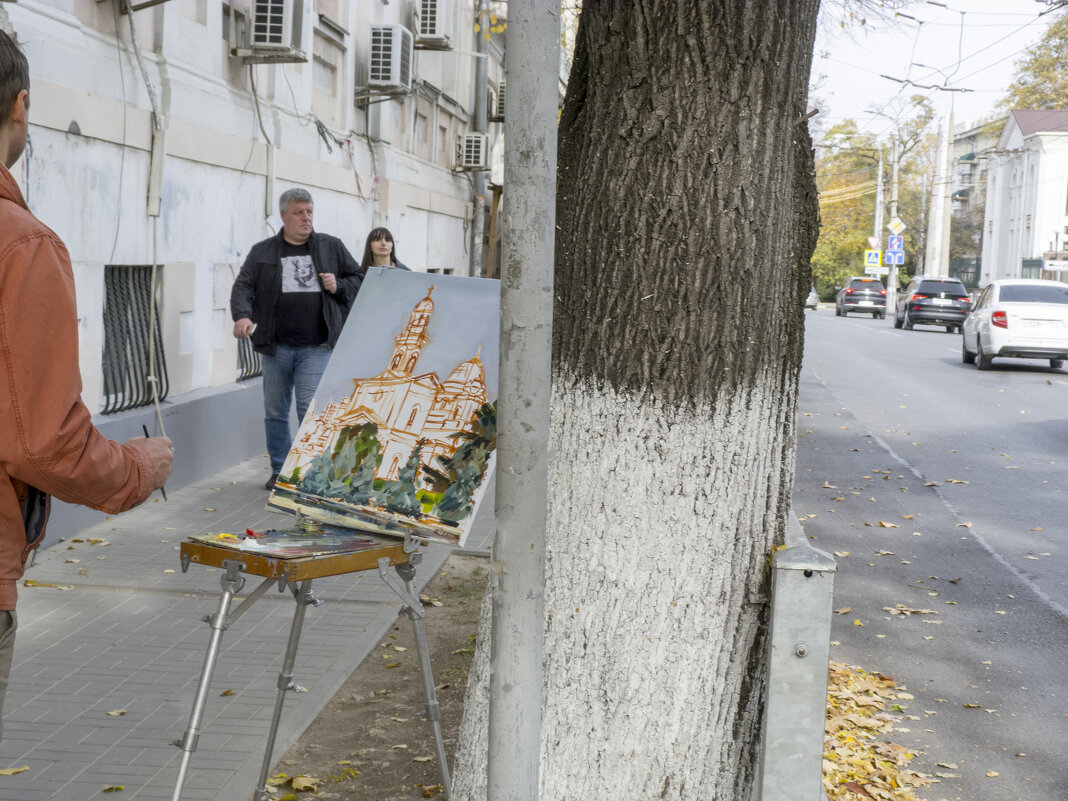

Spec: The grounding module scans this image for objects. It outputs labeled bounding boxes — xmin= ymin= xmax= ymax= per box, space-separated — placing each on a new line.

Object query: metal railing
xmin=101 ymin=265 xmax=169 ymax=415
xmin=237 ymin=335 xmax=262 ymax=381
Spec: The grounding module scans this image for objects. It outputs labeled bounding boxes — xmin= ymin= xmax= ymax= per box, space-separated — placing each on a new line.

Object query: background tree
xmin=811 ymin=96 xmax=935 ymax=292
xmin=811 ymin=122 xmax=879 ymax=293
xmin=1001 ymin=10 xmax=1068 ymax=110
xmin=452 ymin=1 xmax=821 ymax=798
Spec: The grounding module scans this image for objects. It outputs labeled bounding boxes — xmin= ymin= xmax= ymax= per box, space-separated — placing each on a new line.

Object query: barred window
xmin=101 ymin=266 xmax=169 ymax=414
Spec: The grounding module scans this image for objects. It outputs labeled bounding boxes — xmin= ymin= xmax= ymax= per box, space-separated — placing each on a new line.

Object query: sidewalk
xmin=0 ymin=455 xmax=493 ymax=801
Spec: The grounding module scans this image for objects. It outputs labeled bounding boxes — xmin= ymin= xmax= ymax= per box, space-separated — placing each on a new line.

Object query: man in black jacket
xmin=231 ymin=188 xmax=363 ymax=489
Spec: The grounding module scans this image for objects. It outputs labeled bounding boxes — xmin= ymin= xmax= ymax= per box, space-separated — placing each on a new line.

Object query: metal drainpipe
xmin=470 ymin=0 xmax=489 ymax=277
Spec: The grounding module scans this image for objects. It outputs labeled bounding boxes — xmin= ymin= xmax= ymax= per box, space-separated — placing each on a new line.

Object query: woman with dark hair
xmin=360 ymin=227 xmax=410 ymax=270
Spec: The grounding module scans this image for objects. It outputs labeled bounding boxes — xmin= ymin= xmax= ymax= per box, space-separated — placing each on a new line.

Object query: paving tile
xmin=0 ymin=455 xmax=492 ymax=801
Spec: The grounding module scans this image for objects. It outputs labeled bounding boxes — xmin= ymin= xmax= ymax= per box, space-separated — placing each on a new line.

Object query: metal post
xmin=754 ymin=514 xmax=837 ymax=801
xmin=252 ymin=580 xmax=321 ymax=801
xmin=488 ymin=1 xmax=557 ymax=799
xmin=171 ymin=561 xmax=246 ymax=801
xmin=887 ymin=140 xmax=901 ymax=312
xmin=396 ymin=562 xmax=452 ymax=796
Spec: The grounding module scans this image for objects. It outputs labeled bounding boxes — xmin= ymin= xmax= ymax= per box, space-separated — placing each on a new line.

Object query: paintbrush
xmin=143 ymin=424 xmax=168 ymax=501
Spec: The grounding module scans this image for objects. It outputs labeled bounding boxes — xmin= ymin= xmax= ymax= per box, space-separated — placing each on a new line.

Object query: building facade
xmin=0 ymin=0 xmax=504 ymax=533
xmin=980 ymin=110 xmax=1068 ymax=285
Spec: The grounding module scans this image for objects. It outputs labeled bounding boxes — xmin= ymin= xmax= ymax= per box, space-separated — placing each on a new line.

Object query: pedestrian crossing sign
xmin=864 ymin=250 xmax=881 ymax=267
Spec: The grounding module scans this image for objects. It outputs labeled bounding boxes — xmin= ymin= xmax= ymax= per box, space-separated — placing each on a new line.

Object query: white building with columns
xmin=980 ymin=110 xmax=1068 ymax=285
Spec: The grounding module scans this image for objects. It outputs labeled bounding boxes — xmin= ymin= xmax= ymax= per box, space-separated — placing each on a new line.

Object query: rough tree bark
xmin=452 ymin=2 xmax=822 ymax=798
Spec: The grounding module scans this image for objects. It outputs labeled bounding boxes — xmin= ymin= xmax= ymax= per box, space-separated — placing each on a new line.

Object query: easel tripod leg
xmin=252 ymin=580 xmax=320 ymax=801
xmin=396 ymin=563 xmax=452 ymax=797
xmin=171 ymin=562 xmax=246 ymax=801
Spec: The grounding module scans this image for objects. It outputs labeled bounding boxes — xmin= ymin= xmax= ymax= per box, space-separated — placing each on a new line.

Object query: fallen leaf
xmin=833 ymin=607 xmax=852 ymax=615
xmin=987 ymin=771 xmax=999 ymax=778
xmin=945 ymin=478 xmax=968 ymax=484
xmin=203 ymin=507 xmax=217 ymax=512
xmin=413 ymin=756 xmax=434 ymax=763
xmin=876 ymin=521 xmax=899 ymax=528
xmin=220 ymin=689 xmax=236 ymax=697
xmin=956 ymin=522 xmax=973 ymax=528
xmin=834 ymin=551 xmax=851 ymax=558
xmin=106 ymin=710 xmax=126 ymax=717
xmin=0 ymin=766 xmax=29 ymax=776
xmin=291 ymin=776 xmax=319 ymax=792
xmin=853 ymin=619 xmax=864 ymax=627
xmin=844 ymin=781 xmax=873 ymax=798
xmin=102 ymin=787 xmax=124 ymax=793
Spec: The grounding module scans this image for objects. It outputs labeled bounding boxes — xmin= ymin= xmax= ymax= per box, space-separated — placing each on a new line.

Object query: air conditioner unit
xmin=369 ymin=24 xmax=414 ymax=93
xmin=231 ymin=0 xmax=307 ymax=64
xmin=414 ymin=0 xmax=454 ymax=50
xmin=489 ymin=78 xmax=505 ymax=122
xmin=457 ymin=133 xmax=489 ymax=170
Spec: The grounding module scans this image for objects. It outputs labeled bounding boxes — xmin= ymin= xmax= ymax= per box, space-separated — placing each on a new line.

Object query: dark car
xmin=894 ymin=276 xmax=971 ymax=333
xmin=835 ymin=277 xmax=887 ymax=318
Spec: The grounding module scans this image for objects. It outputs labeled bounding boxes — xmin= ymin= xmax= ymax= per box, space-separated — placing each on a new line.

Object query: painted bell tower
xmin=388 ymin=286 xmax=434 ymax=375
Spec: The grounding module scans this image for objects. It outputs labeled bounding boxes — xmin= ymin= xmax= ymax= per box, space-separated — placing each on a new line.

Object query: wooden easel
xmin=170 ymin=533 xmax=451 ymax=801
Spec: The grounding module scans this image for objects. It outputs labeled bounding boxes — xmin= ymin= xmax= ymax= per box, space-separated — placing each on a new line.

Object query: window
xmin=101 ymin=266 xmax=170 ymax=414
xmin=1000 ymin=284 xmax=1068 ymax=304
xmin=313 ymin=30 xmax=343 ymax=97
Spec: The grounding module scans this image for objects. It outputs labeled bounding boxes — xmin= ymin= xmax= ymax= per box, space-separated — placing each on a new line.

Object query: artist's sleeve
xmin=230 ymin=249 xmax=258 ymax=321
xmin=332 ymin=241 xmax=364 ymax=308
xmin=0 ymin=234 xmax=154 ymax=513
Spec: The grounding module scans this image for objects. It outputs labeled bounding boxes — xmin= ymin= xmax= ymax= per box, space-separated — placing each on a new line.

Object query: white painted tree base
xmin=452 ymin=369 xmax=797 ymax=799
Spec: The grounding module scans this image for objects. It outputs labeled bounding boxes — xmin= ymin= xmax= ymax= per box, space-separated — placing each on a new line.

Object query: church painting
xmin=267 ymin=269 xmax=499 ymax=547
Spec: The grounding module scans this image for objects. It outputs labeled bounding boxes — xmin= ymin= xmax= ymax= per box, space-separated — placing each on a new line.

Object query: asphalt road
xmin=793 ymin=307 xmax=1067 ymax=801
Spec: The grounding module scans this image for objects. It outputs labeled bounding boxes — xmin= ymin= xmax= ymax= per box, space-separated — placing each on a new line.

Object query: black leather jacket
xmin=230 ymin=230 xmax=364 ymax=355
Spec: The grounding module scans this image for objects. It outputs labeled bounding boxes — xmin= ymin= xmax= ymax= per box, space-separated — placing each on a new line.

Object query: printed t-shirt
xmin=275 ymin=239 xmax=327 ymax=346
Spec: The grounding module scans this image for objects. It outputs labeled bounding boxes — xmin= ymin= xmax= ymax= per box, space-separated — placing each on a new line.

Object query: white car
xmin=961 ymin=279 xmax=1068 ymax=370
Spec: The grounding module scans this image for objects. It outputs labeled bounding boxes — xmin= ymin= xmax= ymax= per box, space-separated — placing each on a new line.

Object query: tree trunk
xmin=452 ymin=1 xmax=821 ymax=798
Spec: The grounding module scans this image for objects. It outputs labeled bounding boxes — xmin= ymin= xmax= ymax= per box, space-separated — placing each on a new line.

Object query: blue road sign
xmin=888 ymin=235 xmax=904 ymax=251
xmin=888 ymin=250 xmax=905 ymax=265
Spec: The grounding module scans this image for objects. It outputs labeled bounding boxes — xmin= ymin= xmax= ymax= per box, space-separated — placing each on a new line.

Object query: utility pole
xmin=887 ymin=139 xmax=901 ymax=313
xmin=918 ymin=70 xmax=957 ymax=280
xmin=488 ymin=2 xmax=557 ymax=800
xmin=470 ymin=0 xmax=489 ymax=277
xmin=873 ymin=149 xmax=884 ymax=241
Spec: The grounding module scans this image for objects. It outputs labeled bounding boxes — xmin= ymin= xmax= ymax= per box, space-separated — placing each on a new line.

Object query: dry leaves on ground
xmin=824 ymin=662 xmax=936 ymax=800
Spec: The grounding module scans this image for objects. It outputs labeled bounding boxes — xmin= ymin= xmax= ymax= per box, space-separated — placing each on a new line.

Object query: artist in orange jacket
xmin=0 ymin=30 xmax=173 ymax=740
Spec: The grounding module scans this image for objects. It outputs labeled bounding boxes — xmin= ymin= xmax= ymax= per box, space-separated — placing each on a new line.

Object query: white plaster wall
xmin=6 ymin=0 xmax=497 ymax=411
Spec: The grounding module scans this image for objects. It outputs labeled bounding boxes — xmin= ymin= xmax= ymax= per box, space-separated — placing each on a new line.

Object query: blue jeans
xmin=261 ymin=344 xmax=333 ymax=473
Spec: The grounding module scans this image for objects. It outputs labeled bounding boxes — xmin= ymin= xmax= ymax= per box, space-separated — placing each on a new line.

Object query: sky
xmin=811 ymin=0 xmax=1063 ymax=141
xmin=313 ymin=269 xmax=500 ymax=406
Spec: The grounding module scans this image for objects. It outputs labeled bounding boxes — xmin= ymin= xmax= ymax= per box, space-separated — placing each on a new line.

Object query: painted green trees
xmin=423 ymin=400 xmax=497 ymax=524
xmin=292 ymin=403 xmax=497 ymax=525
xmin=298 ymin=422 xmax=383 ymax=504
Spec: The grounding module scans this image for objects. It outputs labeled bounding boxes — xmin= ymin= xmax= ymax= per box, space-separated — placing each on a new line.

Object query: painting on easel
xmin=267 ymin=269 xmax=499 ymax=547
